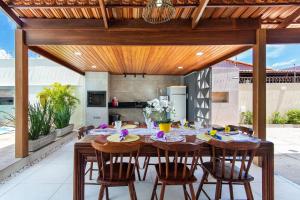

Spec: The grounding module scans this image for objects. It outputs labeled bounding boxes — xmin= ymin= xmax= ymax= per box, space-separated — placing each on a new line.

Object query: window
xmin=0 ymin=97 xmax=14 ymax=105
xmin=212 ymin=92 xmax=229 ymax=103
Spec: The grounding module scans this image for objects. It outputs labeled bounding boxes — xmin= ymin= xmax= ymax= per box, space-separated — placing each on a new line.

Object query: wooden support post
xmin=15 ymin=29 xmax=29 ymax=158
xmin=253 ymin=29 xmax=266 ymax=140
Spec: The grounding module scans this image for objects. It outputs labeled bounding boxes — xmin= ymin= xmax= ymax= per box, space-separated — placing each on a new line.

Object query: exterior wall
xmin=211 ymin=65 xmax=239 ymax=126
xmin=239 ymin=83 xmax=300 ymax=119
xmin=0 ymin=58 xmax=85 ymax=128
xmin=109 ymin=75 xmax=183 ymax=122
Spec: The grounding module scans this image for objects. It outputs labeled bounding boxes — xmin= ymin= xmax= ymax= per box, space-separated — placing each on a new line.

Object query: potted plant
xmin=38 ymin=83 xmax=79 ymax=137
xmin=144 ymin=98 xmax=175 ymax=133
xmin=28 ymin=102 xmax=56 ymax=152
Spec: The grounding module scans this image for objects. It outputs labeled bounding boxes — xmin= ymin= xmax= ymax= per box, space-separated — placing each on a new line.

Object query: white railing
xmin=240 ymin=76 xmax=300 ymax=83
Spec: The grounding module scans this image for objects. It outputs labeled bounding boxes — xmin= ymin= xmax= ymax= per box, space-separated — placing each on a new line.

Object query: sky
xmin=0 ymin=10 xmax=300 ymax=69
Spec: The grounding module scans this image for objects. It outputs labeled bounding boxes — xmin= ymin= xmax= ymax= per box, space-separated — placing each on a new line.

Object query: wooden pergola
xmin=0 ymin=0 xmax=299 ymax=162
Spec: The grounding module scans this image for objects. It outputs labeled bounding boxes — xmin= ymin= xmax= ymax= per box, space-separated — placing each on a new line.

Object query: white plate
xmin=150 ymin=135 xmax=184 ymax=142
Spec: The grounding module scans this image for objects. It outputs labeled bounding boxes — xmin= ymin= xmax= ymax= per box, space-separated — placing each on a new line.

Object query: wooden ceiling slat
xmin=37 ymin=45 xmax=249 ymax=75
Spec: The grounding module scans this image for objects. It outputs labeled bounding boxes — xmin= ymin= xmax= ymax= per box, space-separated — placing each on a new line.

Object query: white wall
xmin=211 ymin=67 xmax=239 ymax=126
xmin=239 ymin=83 xmax=300 ymax=119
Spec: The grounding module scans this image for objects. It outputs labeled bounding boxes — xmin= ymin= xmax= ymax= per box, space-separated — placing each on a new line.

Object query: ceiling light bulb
xmin=156 ymin=0 xmax=162 ymax=7
xmin=92 ymin=65 xmax=97 ymax=69
xmin=74 ymin=52 xmax=82 ymax=56
xmin=196 ymin=51 xmax=204 ymax=56
xmin=178 ymin=66 xmax=183 ymax=69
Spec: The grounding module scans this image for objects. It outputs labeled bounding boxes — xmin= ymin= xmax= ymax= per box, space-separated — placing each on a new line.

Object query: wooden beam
xmin=25 ymin=29 xmax=256 ymax=46
xmin=185 ymin=45 xmax=252 ymax=75
xmin=192 ymin=0 xmax=209 ymax=29
xmin=0 ymin=0 xmax=23 ymax=27
xmin=98 ymin=0 xmax=108 ymax=29
xmin=253 ymin=29 xmax=266 ymax=141
xmin=15 ymin=29 xmax=28 ymax=158
xmin=267 ymin=28 xmax=300 ymax=44
xmin=277 ymin=8 xmax=300 ymax=28
xmin=21 ymin=18 xmax=260 ymax=31
xmin=29 ymin=46 xmax=85 ymax=76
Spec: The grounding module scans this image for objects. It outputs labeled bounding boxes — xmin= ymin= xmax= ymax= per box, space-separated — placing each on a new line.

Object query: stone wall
xmin=109 ymin=75 xmax=183 ymax=122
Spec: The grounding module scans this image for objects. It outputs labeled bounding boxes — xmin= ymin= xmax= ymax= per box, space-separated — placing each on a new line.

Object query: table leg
xmin=262 ymin=144 xmax=274 ymax=200
xmin=74 ymin=146 xmax=85 ymax=200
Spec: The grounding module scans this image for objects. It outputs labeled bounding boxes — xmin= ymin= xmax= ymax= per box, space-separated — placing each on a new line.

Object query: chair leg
xmin=128 ymin=182 xmax=135 ymax=200
xmin=142 ymin=156 xmax=149 ymax=169
xmin=189 ymin=184 xmax=196 ymax=200
xmin=142 ymin=156 xmax=150 ymax=181
xmin=159 ymin=183 xmax=166 ymax=200
xmin=135 ymin=158 xmax=142 ymax=181
xmin=105 ymin=186 xmax=109 ymax=200
xmin=182 ymin=185 xmax=189 ymax=200
xmin=89 ymin=162 xmax=93 ymax=180
xmin=98 ymin=185 xmax=105 ymax=200
xmin=215 ymin=180 xmax=222 ymax=200
xmin=151 ymin=177 xmax=159 ymax=200
xmin=229 ymin=182 xmax=234 ymax=200
xmin=132 ymin=182 xmax=137 ymax=200
xmin=244 ymin=182 xmax=254 ymax=200
xmin=196 ymin=171 xmax=208 ymax=200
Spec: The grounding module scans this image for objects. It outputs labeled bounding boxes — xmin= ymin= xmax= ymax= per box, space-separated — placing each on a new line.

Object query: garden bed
xmin=29 ymin=132 xmax=56 ymax=152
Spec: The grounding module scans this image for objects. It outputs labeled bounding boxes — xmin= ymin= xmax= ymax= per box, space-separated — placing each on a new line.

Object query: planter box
xmin=29 ymin=132 xmax=56 ymax=152
xmin=55 ymin=124 xmax=74 ymax=137
xmin=267 ymin=124 xmax=300 ymax=128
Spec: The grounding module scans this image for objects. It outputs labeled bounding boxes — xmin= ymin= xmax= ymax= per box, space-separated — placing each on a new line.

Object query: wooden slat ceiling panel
xmin=38 ymin=45 xmax=245 ymax=75
xmin=5 ymin=0 xmax=300 ymax=24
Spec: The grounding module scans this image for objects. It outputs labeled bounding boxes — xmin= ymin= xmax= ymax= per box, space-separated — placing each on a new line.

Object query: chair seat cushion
xmin=155 ymin=163 xmax=197 ymax=184
xmin=97 ymin=163 xmax=135 ymax=183
xmin=202 ymin=161 xmax=254 ymax=182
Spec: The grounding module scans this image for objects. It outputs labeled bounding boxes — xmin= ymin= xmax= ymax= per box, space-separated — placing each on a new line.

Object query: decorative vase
xmin=159 ymin=123 xmax=171 ymax=133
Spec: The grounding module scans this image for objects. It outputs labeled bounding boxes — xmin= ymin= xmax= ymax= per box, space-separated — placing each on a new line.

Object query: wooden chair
xmin=151 ymin=142 xmax=202 ymax=200
xmin=91 ymin=140 xmax=141 ymax=200
xmin=196 ymin=139 xmax=260 ymax=200
xmin=77 ymin=126 xmax=97 ymax=181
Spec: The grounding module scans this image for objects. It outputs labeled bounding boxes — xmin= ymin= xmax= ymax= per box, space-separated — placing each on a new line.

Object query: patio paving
xmin=0 ymin=138 xmax=300 ymax=200
xmin=267 ymin=127 xmax=300 ymax=185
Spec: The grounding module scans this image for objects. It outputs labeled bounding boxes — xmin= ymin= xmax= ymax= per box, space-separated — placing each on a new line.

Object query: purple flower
xmin=97 ymin=123 xmax=108 ymax=129
xmin=156 ymin=131 xmax=164 ymax=138
xmin=119 ymin=129 xmax=129 ymax=141
xmin=120 ymin=129 xmax=129 ymax=137
xmin=153 ymin=121 xmax=158 ymax=127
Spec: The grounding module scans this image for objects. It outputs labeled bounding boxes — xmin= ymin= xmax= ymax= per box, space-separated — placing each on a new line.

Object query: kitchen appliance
xmin=167 ymin=86 xmax=186 ymax=121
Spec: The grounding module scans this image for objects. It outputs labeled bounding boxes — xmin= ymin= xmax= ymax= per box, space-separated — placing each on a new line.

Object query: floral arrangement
xmin=97 ymin=123 xmax=108 ymax=129
xmin=143 ymin=98 xmax=175 ymax=124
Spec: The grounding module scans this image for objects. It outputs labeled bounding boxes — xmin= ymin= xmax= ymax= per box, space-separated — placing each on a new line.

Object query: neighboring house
xmin=211 ymin=60 xmax=300 ymax=126
xmin=0 ymin=58 xmax=85 ymax=127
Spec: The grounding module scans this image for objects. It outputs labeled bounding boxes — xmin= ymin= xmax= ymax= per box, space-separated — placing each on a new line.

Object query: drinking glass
xmin=145 ymin=118 xmax=153 ymax=134
xmin=180 ymin=118 xmax=186 ymax=130
xmin=195 ymin=121 xmax=202 ymax=130
xmin=114 ymin=120 xmax=122 ymax=133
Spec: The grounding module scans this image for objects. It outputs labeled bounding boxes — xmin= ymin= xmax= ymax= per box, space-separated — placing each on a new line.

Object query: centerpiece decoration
xmin=120 ymin=129 xmax=129 ymax=141
xmin=144 ymin=98 xmax=175 ymax=133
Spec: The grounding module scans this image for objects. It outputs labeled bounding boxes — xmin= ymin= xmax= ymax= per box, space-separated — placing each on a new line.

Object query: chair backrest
xmin=91 ymin=140 xmax=141 ymax=181
xmin=77 ymin=126 xmax=86 ymax=139
xmin=209 ymin=139 xmax=260 ymax=179
xmin=85 ymin=125 xmax=95 ymax=135
xmin=153 ymin=142 xmax=201 ymax=180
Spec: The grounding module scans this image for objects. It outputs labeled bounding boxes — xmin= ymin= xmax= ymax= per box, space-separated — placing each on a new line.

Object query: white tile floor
xmin=1 ymin=139 xmax=300 ymax=200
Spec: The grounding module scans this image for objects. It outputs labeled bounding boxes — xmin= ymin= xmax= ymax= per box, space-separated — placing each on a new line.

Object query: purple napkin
xmin=120 ymin=129 xmax=129 ymax=141
xmin=156 ymin=131 xmax=164 ymax=138
xmin=97 ymin=123 xmax=108 ymax=129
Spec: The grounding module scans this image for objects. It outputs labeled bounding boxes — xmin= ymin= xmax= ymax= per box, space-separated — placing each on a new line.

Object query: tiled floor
xmin=1 ymin=139 xmax=300 ymax=200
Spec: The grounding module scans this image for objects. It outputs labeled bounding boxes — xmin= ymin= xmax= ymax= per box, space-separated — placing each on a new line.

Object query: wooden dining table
xmin=73 ymin=134 xmax=274 ymax=200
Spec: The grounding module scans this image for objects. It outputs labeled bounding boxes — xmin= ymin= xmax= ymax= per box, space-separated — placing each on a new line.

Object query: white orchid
xmin=144 ymin=98 xmax=175 ymax=123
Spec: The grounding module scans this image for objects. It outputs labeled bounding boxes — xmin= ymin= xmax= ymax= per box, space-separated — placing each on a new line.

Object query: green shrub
xmin=28 ymin=103 xmax=44 ymax=140
xmin=240 ymin=111 xmax=253 ymax=125
xmin=53 ymin=104 xmax=72 ymax=129
xmin=38 ymin=83 xmax=79 ymax=129
xmin=269 ymin=112 xmax=287 ymax=124
xmin=28 ymin=102 xmax=54 ymax=140
xmin=286 ymin=109 xmax=300 ymax=124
